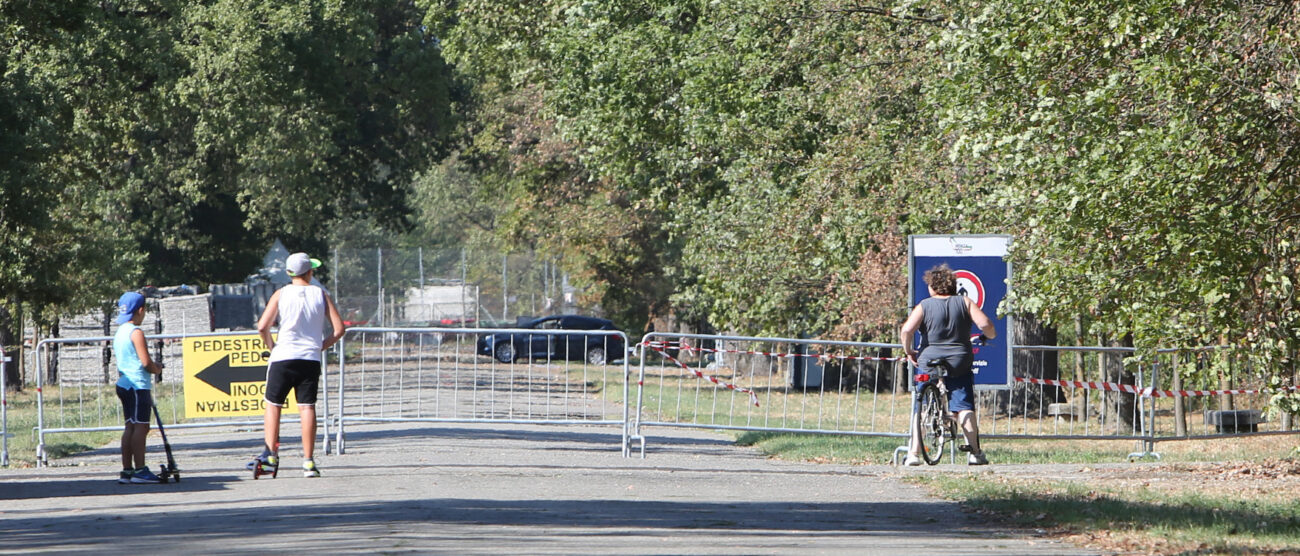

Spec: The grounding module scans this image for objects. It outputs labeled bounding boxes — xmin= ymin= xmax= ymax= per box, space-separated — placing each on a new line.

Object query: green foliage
xmin=424 ymin=0 xmax=963 ymax=336
xmin=7 ymin=0 xmax=1300 ymax=409
xmin=938 ymin=0 xmax=1300 ymax=366
xmin=1 ymin=0 xmax=454 ymax=320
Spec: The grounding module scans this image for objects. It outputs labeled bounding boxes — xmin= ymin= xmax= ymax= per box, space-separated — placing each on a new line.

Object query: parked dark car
xmin=477 ymin=315 xmax=625 ymax=365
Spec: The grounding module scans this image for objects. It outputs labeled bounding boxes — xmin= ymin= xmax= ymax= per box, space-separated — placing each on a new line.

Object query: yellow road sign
xmin=182 ymin=334 xmax=298 ymax=418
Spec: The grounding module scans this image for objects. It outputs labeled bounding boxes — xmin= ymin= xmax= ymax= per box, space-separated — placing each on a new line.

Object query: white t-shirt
xmin=269 ymin=284 xmax=327 ymax=362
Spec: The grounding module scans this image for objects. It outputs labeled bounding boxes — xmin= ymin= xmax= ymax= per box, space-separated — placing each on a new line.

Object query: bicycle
xmin=911 ymin=336 xmax=987 ymax=465
xmin=912 ymin=359 xmax=967 ymax=465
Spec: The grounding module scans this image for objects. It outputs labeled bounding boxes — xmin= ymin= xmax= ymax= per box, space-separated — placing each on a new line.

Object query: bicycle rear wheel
xmin=915 ymin=383 xmax=947 ymax=465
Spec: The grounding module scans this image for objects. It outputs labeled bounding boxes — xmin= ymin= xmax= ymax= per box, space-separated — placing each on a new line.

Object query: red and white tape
xmin=1015 ymin=376 xmax=1300 ymax=399
xmin=645 ymin=341 xmax=901 ymax=363
xmin=642 ymin=342 xmax=760 ymax=406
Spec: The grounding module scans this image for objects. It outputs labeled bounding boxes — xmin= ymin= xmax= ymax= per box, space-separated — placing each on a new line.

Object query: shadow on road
xmin=3 ymin=496 xmax=966 ymax=550
xmin=0 ymin=474 xmax=237 ymax=500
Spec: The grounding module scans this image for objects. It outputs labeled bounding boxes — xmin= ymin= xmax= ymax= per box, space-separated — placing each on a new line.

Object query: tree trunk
xmin=45 ymin=318 xmax=60 ymax=385
xmin=1217 ymin=334 xmax=1234 ymax=411
xmin=0 ymin=301 xmax=19 ymax=391
xmin=1172 ymin=352 xmax=1187 ymax=436
xmin=1075 ymin=318 xmax=1090 ymax=425
xmin=997 ymin=313 xmax=1058 ymax=417
xmin=101 ymin=306 xmax=113 ymax=384
xmin=1102 ymin=335 xmax=1141 ymax=433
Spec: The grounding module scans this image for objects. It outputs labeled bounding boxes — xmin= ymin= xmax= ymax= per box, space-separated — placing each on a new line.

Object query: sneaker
xmin=303 ymin=460 xmax=321 ymax=478
xmin=968 ymin=451 xmax=989 ymax=466
xmin=903 ymin=454 xmax=922 ymax=466
xmin=246 ymin=448 xmax=276 ymax=470
xmin=118 ymin=470 xmax=132 ymax=484
xmin=130 ymin=466 xmax=162 ymax=484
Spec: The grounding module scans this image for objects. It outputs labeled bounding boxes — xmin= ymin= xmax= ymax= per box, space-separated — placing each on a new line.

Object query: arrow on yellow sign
xmin=195 ymin=355 xmax=266 ymax=395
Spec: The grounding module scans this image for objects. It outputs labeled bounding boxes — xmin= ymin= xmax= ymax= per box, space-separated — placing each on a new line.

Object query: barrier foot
xmin=629 ymin=435 xmax=646 ymax=459
xmin=1127 ymin=450 xmax=1161 ymax=462
xmin=890 ymin=446 xmax=909 ymax=466
xmin=1128 ymin=440 xmax=1161 ymax=462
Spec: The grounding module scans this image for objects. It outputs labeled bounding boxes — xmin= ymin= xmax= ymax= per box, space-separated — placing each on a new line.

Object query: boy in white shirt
xmin=252 ymin=253 xmax=345 ymax=477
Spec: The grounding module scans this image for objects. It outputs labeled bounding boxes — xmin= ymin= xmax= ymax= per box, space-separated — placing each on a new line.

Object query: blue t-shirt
xmin=114 ymin=322 xmax=151 ymax=390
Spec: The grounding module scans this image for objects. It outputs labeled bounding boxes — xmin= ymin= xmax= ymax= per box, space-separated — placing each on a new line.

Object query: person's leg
xmin=292 ymin=361 xmax=322 ymax=462
xmin=907 ymin=383 xmax=922 ymax=458
xmin=127 ymin=422 xmax=150 ymax=469
xmin=263 ymin=403 xmax=282 ymax=455
xmin=262 ymin=360 xmax=295 ymax=458
xmin=117 ymin=386 xmax=134 ymax=472
xmin=957 ymin=409 xmax=981 ymax=453
xmin=299 ymin=405 xmax=316 ymax=460
xmin=120 ymin=425 xmax=133 ymax=470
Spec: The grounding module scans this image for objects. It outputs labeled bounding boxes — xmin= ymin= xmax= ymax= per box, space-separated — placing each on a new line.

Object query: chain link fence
xmin=330 ymin=248 xmax=583 ymax=329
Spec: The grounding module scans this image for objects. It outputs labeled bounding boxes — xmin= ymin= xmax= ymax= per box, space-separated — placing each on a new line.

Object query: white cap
xmin=286 ymin=253 xmax=321 ymax=277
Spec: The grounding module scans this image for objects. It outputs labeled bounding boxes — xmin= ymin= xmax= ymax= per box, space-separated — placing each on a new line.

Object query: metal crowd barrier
xmin=632 ymin=334 xmax=1299 ymax=459
xmin=631 ymin=332 xmax=909 ymax=456
xmin=32 ymin=331 xmax=332 ymax=467
xmin=332 ymin=327 xmax=632 ymax=455
xmin=1138 ymin=347 xmax=1298 ymax=458
xmin=24 ymin=325 xmax=1297 ymax=465
xmin=1008 ymin=345 xmax=1299 ymax=459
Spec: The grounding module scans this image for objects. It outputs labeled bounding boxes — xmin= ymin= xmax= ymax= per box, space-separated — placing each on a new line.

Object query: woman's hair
xmin=924 ymin=264 xmax=957 ymax=295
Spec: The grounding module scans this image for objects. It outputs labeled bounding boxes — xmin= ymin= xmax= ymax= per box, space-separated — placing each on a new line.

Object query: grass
xmin=914 ymin=473 xmax=1300 ymax=554
xmin=3 ymin=385 xmax=184 ymax=467
xmin=591 ymin=361 xmax=1300 ymax=554
xmin=733 ymin=432 xmax=1300 ymax=465
xmin=598 ymin=362 xmax=1300 ymax=463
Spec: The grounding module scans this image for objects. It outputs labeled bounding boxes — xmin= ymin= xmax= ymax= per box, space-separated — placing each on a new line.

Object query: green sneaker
xmin=252 ymin=454 xmax=279 ymax=479
xmin=303 ymin=459 xmax=321 ymax=478
xmin=118 ymin=469 xmax=132 ymax=484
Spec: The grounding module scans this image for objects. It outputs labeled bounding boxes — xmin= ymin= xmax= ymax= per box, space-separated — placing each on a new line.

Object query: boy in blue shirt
xmin=114 ymin=292 xmax=164 ymax=483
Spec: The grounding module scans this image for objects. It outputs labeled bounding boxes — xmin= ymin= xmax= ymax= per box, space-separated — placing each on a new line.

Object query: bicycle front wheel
xmin=915 ymin=383 xmax=947 ymax=465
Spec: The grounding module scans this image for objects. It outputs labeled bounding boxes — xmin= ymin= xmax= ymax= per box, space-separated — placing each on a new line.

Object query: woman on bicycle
xmin=899 ymin=264 xmax=997 ymax=466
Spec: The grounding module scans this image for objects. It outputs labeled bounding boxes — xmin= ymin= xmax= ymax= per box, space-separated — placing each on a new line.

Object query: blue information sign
xmin=908 ymin=235 xmax=1013 ymax=390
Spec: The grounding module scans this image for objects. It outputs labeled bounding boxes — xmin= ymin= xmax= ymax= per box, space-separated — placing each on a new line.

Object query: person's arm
xmin=899 ymin=304 xmax=925 ymax=366
xmin=257 ymin=290 xmax=282 ymax=352
xmin=130 ymin=328 xmax=162 ymax=375
xmin=321 ymin=292 xmax=346 ymax=352
xmin=967 ymin=297 xmax=997 ymax=339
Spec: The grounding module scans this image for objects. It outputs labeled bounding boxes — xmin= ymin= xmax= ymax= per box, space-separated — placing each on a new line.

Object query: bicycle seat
xmin=923 ymin=359 xmax=951 ymax=376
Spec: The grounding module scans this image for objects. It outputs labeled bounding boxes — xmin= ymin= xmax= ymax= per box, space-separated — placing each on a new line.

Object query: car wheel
xmin=494 ymin=342 xmax=517 ymax=363
xmin=586 ymin=346 xmax=607 ymax=366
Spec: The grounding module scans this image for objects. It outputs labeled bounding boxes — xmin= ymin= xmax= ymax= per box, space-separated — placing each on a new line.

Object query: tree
xmin=426 ymin=0 xmax=969 ymax=336
xmin=1 ymin=1 xmax=457 ymax=387
xmin=937 ymin=1 xmax=1300 ymax=373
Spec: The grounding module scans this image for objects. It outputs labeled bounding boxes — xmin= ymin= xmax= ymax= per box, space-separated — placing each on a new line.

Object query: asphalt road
xmin=0 ymin=422 xmax=1093 ymax=555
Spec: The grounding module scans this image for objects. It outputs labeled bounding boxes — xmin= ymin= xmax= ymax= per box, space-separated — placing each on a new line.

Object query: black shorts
xmin=117 ymin=386 xmax=154 ymax=425
xmin=265 ymin=359 xmax=321 ymax=407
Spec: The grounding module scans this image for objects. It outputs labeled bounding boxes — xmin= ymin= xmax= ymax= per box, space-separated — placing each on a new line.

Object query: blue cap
xmin=116 ymin=292 xmax=146 ymax=324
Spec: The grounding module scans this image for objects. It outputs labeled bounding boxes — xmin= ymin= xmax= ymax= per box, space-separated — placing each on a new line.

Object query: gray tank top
xmin=918 ymin=295 xmax=972 ymax=351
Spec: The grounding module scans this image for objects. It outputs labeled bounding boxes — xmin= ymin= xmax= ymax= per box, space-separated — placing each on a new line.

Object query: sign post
xmin=183 ymin=334 xmax=297 ymax=418
xmin=908 ymin=235 xmax=1013 ymax=390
